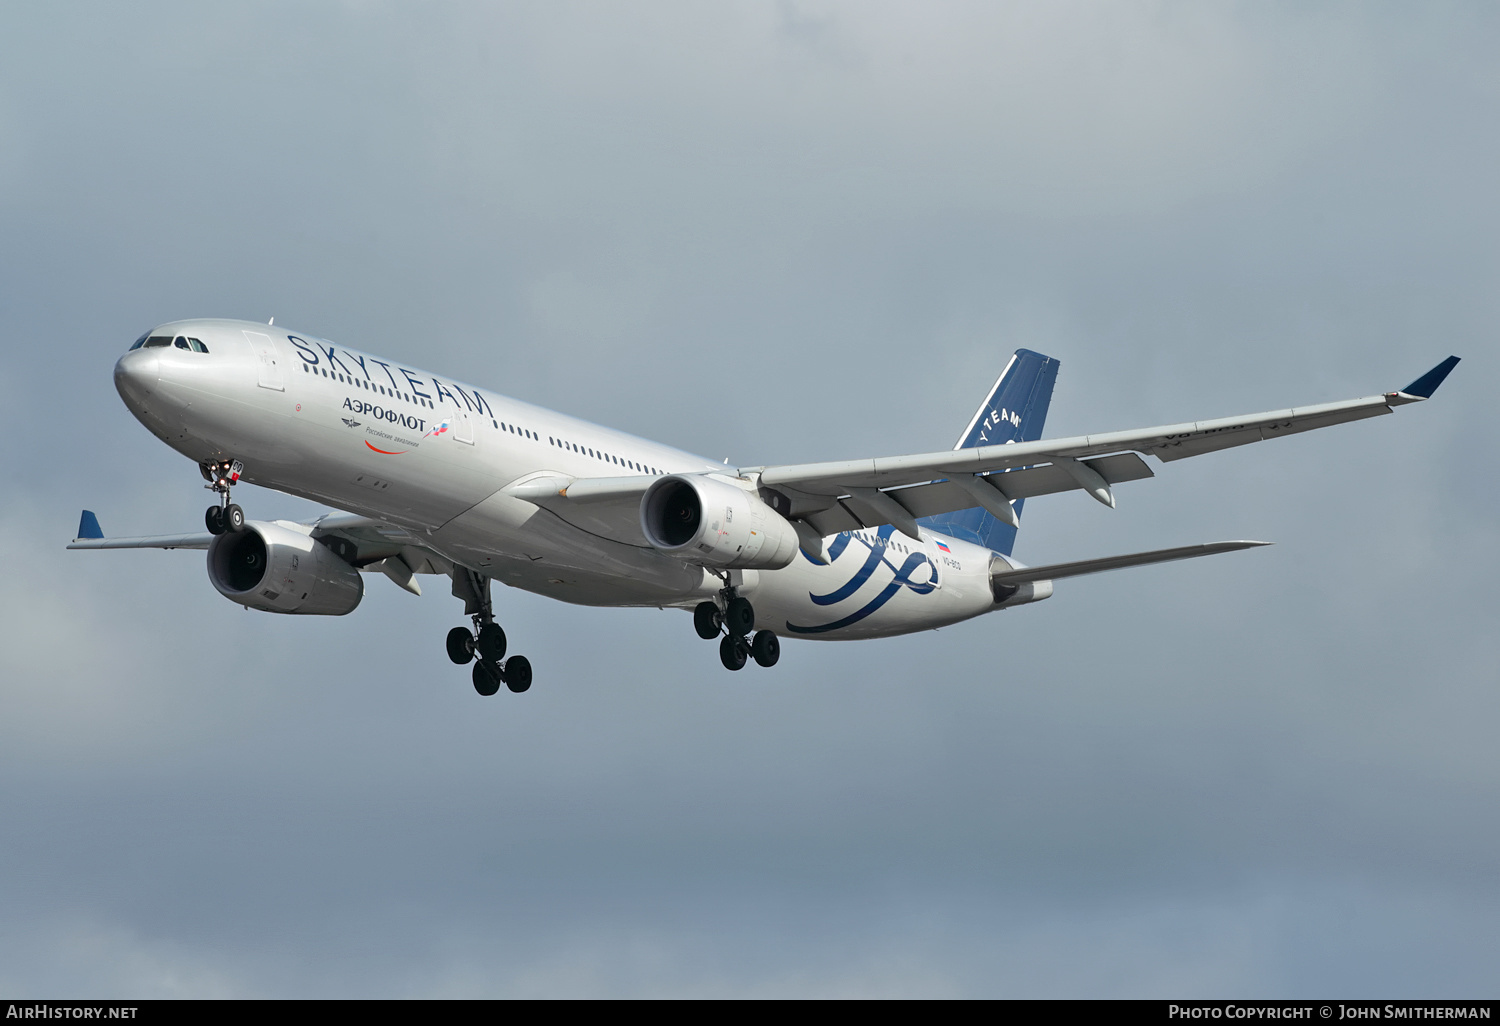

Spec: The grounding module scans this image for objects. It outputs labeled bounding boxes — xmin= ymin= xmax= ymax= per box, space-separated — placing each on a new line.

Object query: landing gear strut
xmin=201 ymin=459 xmax=245 ymax=536
xmin=696 ymin=579 xmax=782 ymax=672
xmin=449 ymin=568 xmax=533 ymax=696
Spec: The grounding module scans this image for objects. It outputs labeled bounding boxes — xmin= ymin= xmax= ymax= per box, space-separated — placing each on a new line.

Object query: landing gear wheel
xmin=472 ymin=659 xmax=502 ymax=696
xmin=224 ymin=504 xmax=245 ymax=532
xmin=503 ymin=655 xmax=532 ymax=693
xmin=693 ymin=601 xmax=721 ymax=640
xmin=719 ymin=634 xmax=747 ymax=671
xmin=446 ymin=626 xmax=475 ymax=665
xmin=477 ymin=623 xmax=507 ymax=663
xmin=751 ymin=631 xmax=780 ymax=668
xmin=205 ymin=506 xmax=225 ymax=535
xmin=725 ymin=596 xmax=755 ymax=637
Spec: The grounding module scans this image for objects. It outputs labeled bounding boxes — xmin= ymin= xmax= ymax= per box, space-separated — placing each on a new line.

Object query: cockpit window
xmin=131 ymin=333 xmax=206 ymax=351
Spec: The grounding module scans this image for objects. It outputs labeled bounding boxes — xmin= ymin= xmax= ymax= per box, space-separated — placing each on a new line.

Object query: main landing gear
xmin=694 ymin=583 xmax=780 ymax=672
xmin=447 ymin=569 xmax=533 ymax=696
xmin=201 ymin=459 xmax=246 ymax=536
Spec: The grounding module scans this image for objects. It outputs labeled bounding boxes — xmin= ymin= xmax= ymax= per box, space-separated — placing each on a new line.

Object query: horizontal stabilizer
xmin=991 ymin=540 xmax=1270 ymax=585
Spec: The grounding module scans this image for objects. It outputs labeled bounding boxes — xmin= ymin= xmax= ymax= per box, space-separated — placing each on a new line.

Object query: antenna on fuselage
xmin=268 ymin=317 xmax=275 ymax=325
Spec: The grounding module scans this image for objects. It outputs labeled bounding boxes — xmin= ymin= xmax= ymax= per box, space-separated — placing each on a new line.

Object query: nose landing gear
xmin=448 ymin=569 xmax=534 ymax=697
xmin=201 ymin=459 xmax=245 ymax=536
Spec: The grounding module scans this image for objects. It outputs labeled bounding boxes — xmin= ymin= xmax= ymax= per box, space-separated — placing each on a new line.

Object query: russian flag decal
xmin=935 ymin=541 xmax=951 ymax=553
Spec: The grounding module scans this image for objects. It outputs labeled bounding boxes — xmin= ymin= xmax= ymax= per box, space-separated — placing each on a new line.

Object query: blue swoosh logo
xmin=787 ymin=525 xmax=939 ymax=635
xmin=808 ymin=525 xmax=890 ymax=605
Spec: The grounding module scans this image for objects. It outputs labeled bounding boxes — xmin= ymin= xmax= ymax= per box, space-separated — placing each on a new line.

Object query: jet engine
xmin=640 ymin=474 xmax=801 ymax=570
xmin=207 ymin=520 xmax=364 ymax=615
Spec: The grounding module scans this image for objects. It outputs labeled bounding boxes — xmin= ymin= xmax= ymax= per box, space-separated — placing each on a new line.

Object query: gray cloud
xmin=1 ymin=1 xmax=1496 ymax=997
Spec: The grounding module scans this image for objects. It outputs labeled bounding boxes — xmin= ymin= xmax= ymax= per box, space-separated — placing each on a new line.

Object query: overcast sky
xmin=1 ymin=2 xmax=1496 ymax=998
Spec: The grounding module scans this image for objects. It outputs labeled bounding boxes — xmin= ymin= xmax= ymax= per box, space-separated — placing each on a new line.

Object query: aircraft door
xmin=453 ymin=408 xmax=474 ymax=445
xmin=243 ymin=331 xmax=285 ymax=391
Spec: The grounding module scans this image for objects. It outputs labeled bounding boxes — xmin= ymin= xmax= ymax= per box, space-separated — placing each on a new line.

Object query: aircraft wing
xmin=746 ymin=356 xmax=1460 ymax=536
xmin=66 ymin=510 xmax=213 ymax=550
xmin=65 ymin=509 xmax=454 ymax=596
xmin=66 ymin=533 xmax=213 ymax=550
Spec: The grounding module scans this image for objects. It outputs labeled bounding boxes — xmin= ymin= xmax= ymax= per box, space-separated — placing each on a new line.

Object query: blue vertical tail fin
xmin=917 ymin=349 xmax=1059 ymax=556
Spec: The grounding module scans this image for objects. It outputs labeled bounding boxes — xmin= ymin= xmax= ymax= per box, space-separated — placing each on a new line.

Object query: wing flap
xmin=900 ymin=453 xmax=1152 ymax=515
xmin=985 ymin=452 xmax=1153 ymax=501
xmin=792 ymin=454 xmax=1153 ymax=535
xmin=804 ymin=505 xmax=862 ymax=536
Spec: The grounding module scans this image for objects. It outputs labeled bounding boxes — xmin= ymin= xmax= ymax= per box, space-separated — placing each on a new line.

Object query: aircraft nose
xmin=114 ymin=348 xmax=159 ymax=414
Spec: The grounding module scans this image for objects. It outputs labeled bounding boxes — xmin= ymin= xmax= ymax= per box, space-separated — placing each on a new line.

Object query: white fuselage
xmin=115 ymin=319 xmax=1006 ymax=639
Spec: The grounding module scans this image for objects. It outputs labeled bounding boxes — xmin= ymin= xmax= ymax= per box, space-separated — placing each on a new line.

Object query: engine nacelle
xmin=207 ymin=520 xmax=364 ymax=615
xmin=640 ymin=474 xmax=801 ymax=570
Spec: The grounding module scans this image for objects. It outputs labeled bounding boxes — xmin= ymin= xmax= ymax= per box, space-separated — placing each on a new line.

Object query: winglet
xmin=76 ymin=510 xmax=104 ymax=540
xmin=1400 ymin=356 xmax=1460 ymax=399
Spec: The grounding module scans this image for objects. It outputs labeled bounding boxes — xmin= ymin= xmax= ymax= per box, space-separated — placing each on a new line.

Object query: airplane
xmin=70 ymin=319 xmax=1459 ymax=696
